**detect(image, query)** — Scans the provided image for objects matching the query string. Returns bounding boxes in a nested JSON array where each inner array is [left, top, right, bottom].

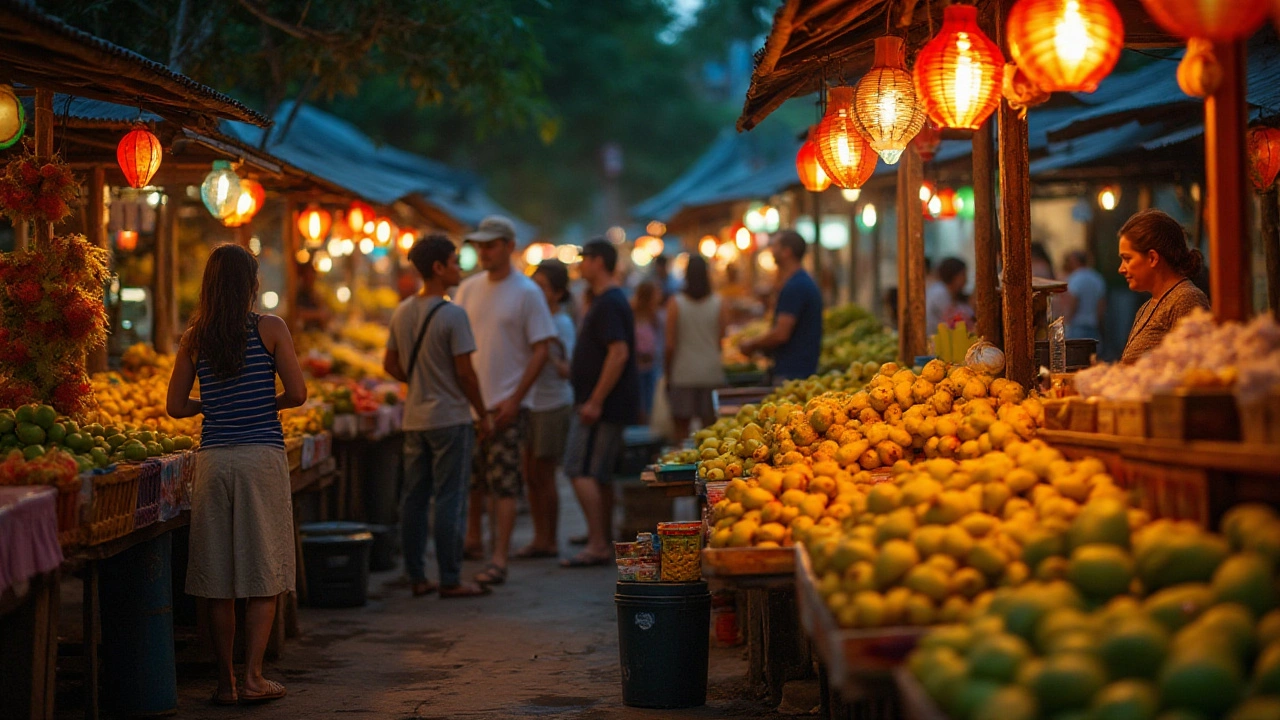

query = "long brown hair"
[[183, 244, 260, 378], [1119, 209, 1204, 279]]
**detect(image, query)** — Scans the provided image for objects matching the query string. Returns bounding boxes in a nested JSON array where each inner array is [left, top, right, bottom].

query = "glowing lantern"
[[0, 84, 23, 149], [1177, 38, 1222, 98], [1098, 185, 1119, 210], [796, 129, 832, 192], [200, 160, 243, 220], [1137, 0, 1268, 41], [297, 206, 332, 247], [814, 87, 878, 189], [347, 201, 373, 232], [374, 217, 395, 245], [842, 188, 862, 203], [735, 226, 752, 251], [919, 181, 936, 203], [859, 203, 878, 229], [854, 36, 926, 164], [698, 235, 718, 258], [398, 230, 417, 251], [116, 230, 138, 252], [912, 120, 943, 162], [914, 3, 1006, 130], [935, 188, 958, 218], [223, 178, 264, 227], [1008, 0, 1124, 93], [116, 124, 163, 188], [956, 186, 976, 218], [1247, 126, 1280, 193]]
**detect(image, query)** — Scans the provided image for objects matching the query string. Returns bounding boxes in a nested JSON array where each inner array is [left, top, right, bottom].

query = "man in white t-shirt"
[[454, 216, 556, 586]]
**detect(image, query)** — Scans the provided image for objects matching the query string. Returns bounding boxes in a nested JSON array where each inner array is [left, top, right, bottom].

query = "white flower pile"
[[1074, 309, 1280, 403]]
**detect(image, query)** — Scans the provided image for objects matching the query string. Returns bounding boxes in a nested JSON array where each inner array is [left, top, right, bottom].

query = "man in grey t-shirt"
[[384, 235, 491, 598]]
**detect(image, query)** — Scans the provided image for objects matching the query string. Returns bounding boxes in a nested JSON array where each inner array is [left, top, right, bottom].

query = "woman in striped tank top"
[[166, 244, 308, 706]]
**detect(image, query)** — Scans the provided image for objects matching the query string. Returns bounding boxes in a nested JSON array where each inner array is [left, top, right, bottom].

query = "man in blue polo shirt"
[[739, 229, 823, 382]]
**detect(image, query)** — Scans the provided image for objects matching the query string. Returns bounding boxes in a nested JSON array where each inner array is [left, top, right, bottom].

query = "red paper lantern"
[[914, 3, 1006, 130], [1247, 126, 1280, 193], [1008, 0, 1124, 93], [297, 205, 332, 246], [116, 230, 138, 252], [116, 125, 162, 188], [912, 119, 943, 162], [223, 178, 264, 227], [347, 201, 373, 232], [813, 87, 878, 190], [796, 128, 832, 192], [1137, 0, 1268, 41], [936, 188, 958, 218]]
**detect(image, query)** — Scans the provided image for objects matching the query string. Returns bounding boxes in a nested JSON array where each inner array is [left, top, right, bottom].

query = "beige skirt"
[[186, 444, 295, 599]]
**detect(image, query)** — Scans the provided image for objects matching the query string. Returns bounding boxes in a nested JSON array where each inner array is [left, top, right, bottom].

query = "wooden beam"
[[898, 146, 926, 362], [1262, 187, 1279, 315], [284, 199, 299, 329], [1204, 40, 1251, 321], [997, 0, 1035, 388], [87, 166, 108, 374], [972, 120, 1000, 344]]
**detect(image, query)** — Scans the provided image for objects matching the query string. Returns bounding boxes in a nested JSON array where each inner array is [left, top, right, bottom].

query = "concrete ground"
[[59, 478, 795, 719]]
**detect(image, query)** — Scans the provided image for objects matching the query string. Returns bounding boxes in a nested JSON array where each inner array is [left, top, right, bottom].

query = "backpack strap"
[[405, 300, 449, 389]]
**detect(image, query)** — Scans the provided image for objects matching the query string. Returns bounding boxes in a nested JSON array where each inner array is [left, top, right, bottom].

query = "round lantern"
[[297, 206, 332, 247], [200, 160, 243, 220], [116, 124, 163, 189], [398, 230, 417, 251], [1008, 0, 1124, 93], [223, 178, 264, 227], [854, 36, 926, 164], [0, 84, 23, 149], [935, 188, 959, 218], [1177, 38, 1222, 98], [1247, 126, 1280, 193], [1137, 0, 1268, 41], [912, 119, 943, 162], [956, 186, 976, 218], [347, 201, 373, 232], [814, 87, 878, 190], [374, 217, 395, 245], [914, 3, 1006, 130], [796, 129, 832, 192]]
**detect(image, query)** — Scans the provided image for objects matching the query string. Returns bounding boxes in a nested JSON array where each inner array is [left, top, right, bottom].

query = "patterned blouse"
[[1120, 280, 1210, 365]]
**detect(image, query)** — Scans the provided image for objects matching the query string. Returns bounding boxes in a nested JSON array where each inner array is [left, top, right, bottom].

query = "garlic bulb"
[[965, 340, 1005, 376]]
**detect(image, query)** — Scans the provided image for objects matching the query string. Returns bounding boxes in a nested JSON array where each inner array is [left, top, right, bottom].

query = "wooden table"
[[0, 571, 59, 720]]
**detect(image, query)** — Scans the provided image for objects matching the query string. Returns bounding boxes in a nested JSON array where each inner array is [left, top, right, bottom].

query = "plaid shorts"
[[471, 409, 528, 498]]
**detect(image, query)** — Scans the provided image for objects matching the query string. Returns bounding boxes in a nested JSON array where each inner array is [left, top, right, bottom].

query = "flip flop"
[[474, 563, 508, 585], [439, 582, 492, 598], [513, 545, 558, 559], [239, 680, 287, 704], [209, 689, 237, 707], [560, 553, 611, 568]]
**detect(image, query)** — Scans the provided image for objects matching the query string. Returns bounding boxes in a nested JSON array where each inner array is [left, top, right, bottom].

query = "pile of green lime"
[[0, 404, 195, 472]]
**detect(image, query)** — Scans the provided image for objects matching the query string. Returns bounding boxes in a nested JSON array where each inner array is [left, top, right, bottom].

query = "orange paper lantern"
[[1137, 0, 1268, 41], [347, 201, 373, 232], [914, 3, 1006, 130], [116, 125, 162, 188], [1008, 0, 1124, 93], [297, 205, 332, 246], [223, 178, 264, 227], [1247, 126, 1280, 193], [796, 129, 832, 192], [853, 36, 927, 164], [814, 87, 878, 190], [936, 188, 958, 218]]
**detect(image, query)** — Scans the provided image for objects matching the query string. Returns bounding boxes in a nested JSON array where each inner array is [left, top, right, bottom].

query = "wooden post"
[[153, 195, 176, 353], [898, 146, 926, 363], [972, 120, 1001, 343], [284, 199, 299, 327], [997, 1, 1035, 388], [87, 167, 109, 374], [849, 205, 861, 307], [1262, 187, 1279, 314], [1205, 40, 1251, 321], [33, 89, 54, 249]]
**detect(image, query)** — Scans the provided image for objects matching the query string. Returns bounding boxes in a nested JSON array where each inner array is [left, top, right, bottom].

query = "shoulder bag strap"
[[405, 300, 449, 389]]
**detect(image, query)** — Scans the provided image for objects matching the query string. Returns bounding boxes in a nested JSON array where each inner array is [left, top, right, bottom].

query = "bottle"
[[1049, 316, 1067, 374]]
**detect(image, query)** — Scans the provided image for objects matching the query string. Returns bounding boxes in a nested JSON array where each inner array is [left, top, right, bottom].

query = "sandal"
[[513, 545, 558, 559], [210, 689, 238, 707], [473, 563, 508, 585], [439, 581, 492, 598], [239, 679, 287, 704], [560, 552, 611, 568], [411, 581, 438, 597]]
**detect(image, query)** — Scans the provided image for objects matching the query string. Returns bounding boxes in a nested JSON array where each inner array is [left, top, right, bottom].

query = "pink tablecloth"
[[0, 486, 63, 596]]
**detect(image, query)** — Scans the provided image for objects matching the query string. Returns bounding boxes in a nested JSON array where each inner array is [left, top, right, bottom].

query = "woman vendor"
[[1117, 209, 1209, 364]]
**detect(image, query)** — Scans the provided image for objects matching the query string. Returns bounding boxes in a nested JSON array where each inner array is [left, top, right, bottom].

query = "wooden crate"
[[1067, 398, 1098, 433], [1096, 399, 1148, 438], [1240, 390, 1280, 446], [702, 546, 795, 578], [1149, 389, 1240, 442], [1126, 460, 1209, 527], [1042, 398, 1071, 431]]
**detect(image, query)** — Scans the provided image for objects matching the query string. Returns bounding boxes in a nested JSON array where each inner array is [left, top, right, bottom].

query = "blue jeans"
[[401, 424, 474, 586], [638, 368, 658, 418]]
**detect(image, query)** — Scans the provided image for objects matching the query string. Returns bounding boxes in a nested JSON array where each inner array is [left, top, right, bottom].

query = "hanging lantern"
[[1098, 185, 1120, 211], [796, 129, 832, 192], [914, 3, 1006, 130], [0, 84, 23, 149], [912, 119, 943, 162], [1003, 62, 1052, 117], [1137, 0, 1268, 41], [116, 124, 163, 189], [1177, 38, 1222, 98], [374, 217, 395, 245], [223, 178, 264, 227], [956, 186, 976, 219], [200, 160, 243, 220], [814, 87, 878, 189], [854, 36, 927, 164], [116, 230, 138, 252], [297, 206, 332, 247], [1008, 0, 1124, 93], [347, 201, 373, 232], [935, 188, 958, 218], [1247, 126, 1280, 193], [398, 230, 417, 251]]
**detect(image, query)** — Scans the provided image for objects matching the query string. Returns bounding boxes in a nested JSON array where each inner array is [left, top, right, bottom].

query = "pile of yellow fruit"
[[282, 405, 330, 438], [909, 503, 1280, 720], [90, 347, 201, 439]]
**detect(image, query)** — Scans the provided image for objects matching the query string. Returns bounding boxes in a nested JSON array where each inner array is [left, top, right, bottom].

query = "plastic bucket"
[[300, 522, 373, 608], [615, 581, 710, 708]]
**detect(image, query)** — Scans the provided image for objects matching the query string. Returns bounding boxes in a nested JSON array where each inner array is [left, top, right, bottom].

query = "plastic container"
[[657, 521, 703, 582], [366, 523, 397, 572], [615, 581, 710, 708], [300, 522, 374, 607], [100, 533, 178, 715]]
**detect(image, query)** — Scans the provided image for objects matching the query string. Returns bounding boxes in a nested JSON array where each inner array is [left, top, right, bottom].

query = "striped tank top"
[[196, 313, 284, 449]]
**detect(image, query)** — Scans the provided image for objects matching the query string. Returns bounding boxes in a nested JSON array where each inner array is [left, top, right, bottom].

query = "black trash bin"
[[300, 522, 373, 607], [615, 581, 710, 709]]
